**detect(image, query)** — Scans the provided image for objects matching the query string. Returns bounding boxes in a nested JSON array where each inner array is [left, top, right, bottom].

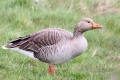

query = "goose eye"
[[87, 21, 90, 23]]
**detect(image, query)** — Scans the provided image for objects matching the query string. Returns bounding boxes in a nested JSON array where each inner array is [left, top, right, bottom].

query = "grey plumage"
[[3, 18, 102, 65], [5, 28, 73, 64]]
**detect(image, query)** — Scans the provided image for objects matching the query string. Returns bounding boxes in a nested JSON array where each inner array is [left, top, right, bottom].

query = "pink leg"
[[48, 65, 55, 75]]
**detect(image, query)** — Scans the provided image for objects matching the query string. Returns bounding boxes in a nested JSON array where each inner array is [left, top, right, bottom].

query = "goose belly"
[[47, 41, 74, 65], [49, 37, 88, 65]]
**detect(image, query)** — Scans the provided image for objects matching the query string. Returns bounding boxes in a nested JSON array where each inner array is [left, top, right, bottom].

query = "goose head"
[[74, 18, 102, 37]]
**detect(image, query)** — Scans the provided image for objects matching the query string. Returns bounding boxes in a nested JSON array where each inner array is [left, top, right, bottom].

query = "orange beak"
[[92, 22, 102, 29]]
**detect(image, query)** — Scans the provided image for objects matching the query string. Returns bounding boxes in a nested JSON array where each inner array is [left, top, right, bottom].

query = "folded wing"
[[5, 28, 73, 53]]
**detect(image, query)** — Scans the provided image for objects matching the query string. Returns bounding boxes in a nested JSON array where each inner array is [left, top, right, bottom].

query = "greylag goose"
[[2, 18, 102, 75]]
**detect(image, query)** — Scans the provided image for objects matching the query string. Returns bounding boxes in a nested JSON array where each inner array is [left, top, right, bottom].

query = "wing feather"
[[5, 28, 73, 53]]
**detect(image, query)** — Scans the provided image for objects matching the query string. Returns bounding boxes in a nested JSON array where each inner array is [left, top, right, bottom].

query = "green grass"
[[0, 0, 120, 80]]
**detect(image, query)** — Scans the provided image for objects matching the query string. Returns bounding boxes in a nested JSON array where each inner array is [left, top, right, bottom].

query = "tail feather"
[[2, 35, 30, 49], [10, 36, 30, 43], [2, 45, 8, 49]]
